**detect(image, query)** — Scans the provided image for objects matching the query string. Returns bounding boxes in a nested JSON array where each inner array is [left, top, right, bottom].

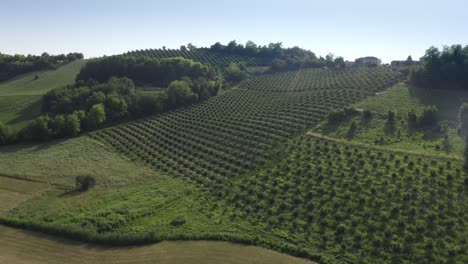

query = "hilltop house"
[[355, 56, 380, 66]]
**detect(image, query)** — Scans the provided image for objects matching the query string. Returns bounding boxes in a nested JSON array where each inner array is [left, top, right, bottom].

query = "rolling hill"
[[0, 55, 467, 263]]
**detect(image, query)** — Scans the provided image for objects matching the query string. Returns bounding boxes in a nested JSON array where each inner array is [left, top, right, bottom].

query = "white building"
[[355, 56, 380, 66]]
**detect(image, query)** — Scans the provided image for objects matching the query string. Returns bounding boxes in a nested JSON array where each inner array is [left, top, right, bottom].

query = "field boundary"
[[306, 131, 462, 161]]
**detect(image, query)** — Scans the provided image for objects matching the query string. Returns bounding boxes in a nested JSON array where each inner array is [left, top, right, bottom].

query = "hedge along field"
[[222, 134, 468, 263], [90, 67, 402, 191]]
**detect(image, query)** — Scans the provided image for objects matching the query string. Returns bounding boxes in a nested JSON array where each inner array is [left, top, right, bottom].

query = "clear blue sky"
[[1, 0, 467, 62]]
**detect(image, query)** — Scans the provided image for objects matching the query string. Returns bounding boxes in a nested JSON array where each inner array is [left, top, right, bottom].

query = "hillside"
[[0, 60, 86, 128], [0, 66, 414, 264]]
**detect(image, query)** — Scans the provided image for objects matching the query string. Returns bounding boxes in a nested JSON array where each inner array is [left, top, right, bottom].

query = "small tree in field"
[[464, 135, 468, 171], [458, 103, 468, 135], [75, 175, 96, 191]]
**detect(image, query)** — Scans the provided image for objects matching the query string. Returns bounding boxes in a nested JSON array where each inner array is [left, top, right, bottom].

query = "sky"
[[1, 0, 467, 63]]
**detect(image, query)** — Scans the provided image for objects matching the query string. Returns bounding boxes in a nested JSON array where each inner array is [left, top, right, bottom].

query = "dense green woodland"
[[0, 52, 83, 82], [410, 45, 468, 90]]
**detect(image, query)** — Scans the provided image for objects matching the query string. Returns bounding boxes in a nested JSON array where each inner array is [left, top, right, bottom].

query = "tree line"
[[409, 44, 468, 90], [0, 57, 221, 144], [0, 52, 83, 82], [207, 40, 345, 72], [76, 56, 216, 85]]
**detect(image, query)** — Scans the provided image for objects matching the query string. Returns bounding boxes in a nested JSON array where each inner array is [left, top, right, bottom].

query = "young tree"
[[167, 80, 198, 108], [75, 175, 96, 191], [0, 122, 14, 144], [458, 103, 468, 134], [464, 135, 468, 171], [62, 114, 81, 137]]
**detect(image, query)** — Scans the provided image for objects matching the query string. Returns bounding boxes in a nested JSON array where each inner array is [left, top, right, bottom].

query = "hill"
[[0, 60, 87, 128], [1, 66, 406, 263]]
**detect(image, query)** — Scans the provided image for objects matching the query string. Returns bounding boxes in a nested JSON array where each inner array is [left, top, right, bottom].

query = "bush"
[[361, 110, 372, 122], [327, 109, 346, 124], [0, 122, 15, 144], [458, 103, 468, 134], [347, 121, 357, 139], [407, 111, 418, 130], [75, 175, 96, 191], [419, 106, 438, 128], [170, 216, 187, 227]]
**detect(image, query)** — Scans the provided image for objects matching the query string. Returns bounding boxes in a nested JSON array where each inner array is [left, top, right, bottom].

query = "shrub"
[[327, 109, 346, 124], [458, 103, 468, 134], [347, 121, 357, 139], [361, 110, 372, 122], [170, 216, 187, 227], [0, 122, 15, 144], [75, 175, 96, 191], [407, 111, 418, 130], [419, 106, 438, 128]]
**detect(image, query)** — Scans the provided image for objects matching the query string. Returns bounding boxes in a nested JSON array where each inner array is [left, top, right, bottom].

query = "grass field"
[[0, 226, 314, 264], [0, 60, 87, 128]]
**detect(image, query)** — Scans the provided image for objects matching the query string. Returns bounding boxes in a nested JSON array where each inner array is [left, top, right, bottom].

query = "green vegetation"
[[0, 52, 83, 82], [0, 60, 87, 128], [222, 134, 467, 263], [318, 83, 466, 157], [0, 225, 314, 264], [1, 43, 468, 264], [409, 44, 468, 90]]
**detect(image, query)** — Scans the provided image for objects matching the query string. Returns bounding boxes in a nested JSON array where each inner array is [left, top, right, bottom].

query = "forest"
[[409, 44, 468, 90]]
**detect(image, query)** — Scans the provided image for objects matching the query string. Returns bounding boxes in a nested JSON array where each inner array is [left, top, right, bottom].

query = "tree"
[[87, 104, 106, 128], [224, 63, 248, 83], [62, 114, 81, 137], [167, 80, 198, 108], [75, 175, 96, 191], [407, 111, 418, 130], [418, 106, 438, 128], [22, 116, 53, 141], [464, 135, 468, 171], [458, 103, 468, 134], [406, 55, 413, 66], [0, 122, 14, 144]]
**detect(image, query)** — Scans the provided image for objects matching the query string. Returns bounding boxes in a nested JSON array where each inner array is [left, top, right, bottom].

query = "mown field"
[[0, 60, 86, 128], [0, 225, 313, 264], [1, 65, 467, 263]]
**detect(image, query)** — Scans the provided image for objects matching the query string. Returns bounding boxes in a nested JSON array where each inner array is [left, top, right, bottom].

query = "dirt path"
[[306, 131, 462, 161]]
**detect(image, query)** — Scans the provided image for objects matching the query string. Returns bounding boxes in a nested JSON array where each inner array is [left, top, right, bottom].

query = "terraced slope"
[[240, 67, 401, 93], [90, 67, 401, 190], [125, 49, 265, 67]]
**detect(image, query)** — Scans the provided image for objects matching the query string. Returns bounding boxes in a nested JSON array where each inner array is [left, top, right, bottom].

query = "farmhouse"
[[355, 56, 380, 66]]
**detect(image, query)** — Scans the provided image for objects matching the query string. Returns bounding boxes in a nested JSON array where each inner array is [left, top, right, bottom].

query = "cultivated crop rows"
[[125, 49, 264, 68], [227, 134, 468, 263], [240, 66, 402, 93], [90, 68, 399, 189]]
